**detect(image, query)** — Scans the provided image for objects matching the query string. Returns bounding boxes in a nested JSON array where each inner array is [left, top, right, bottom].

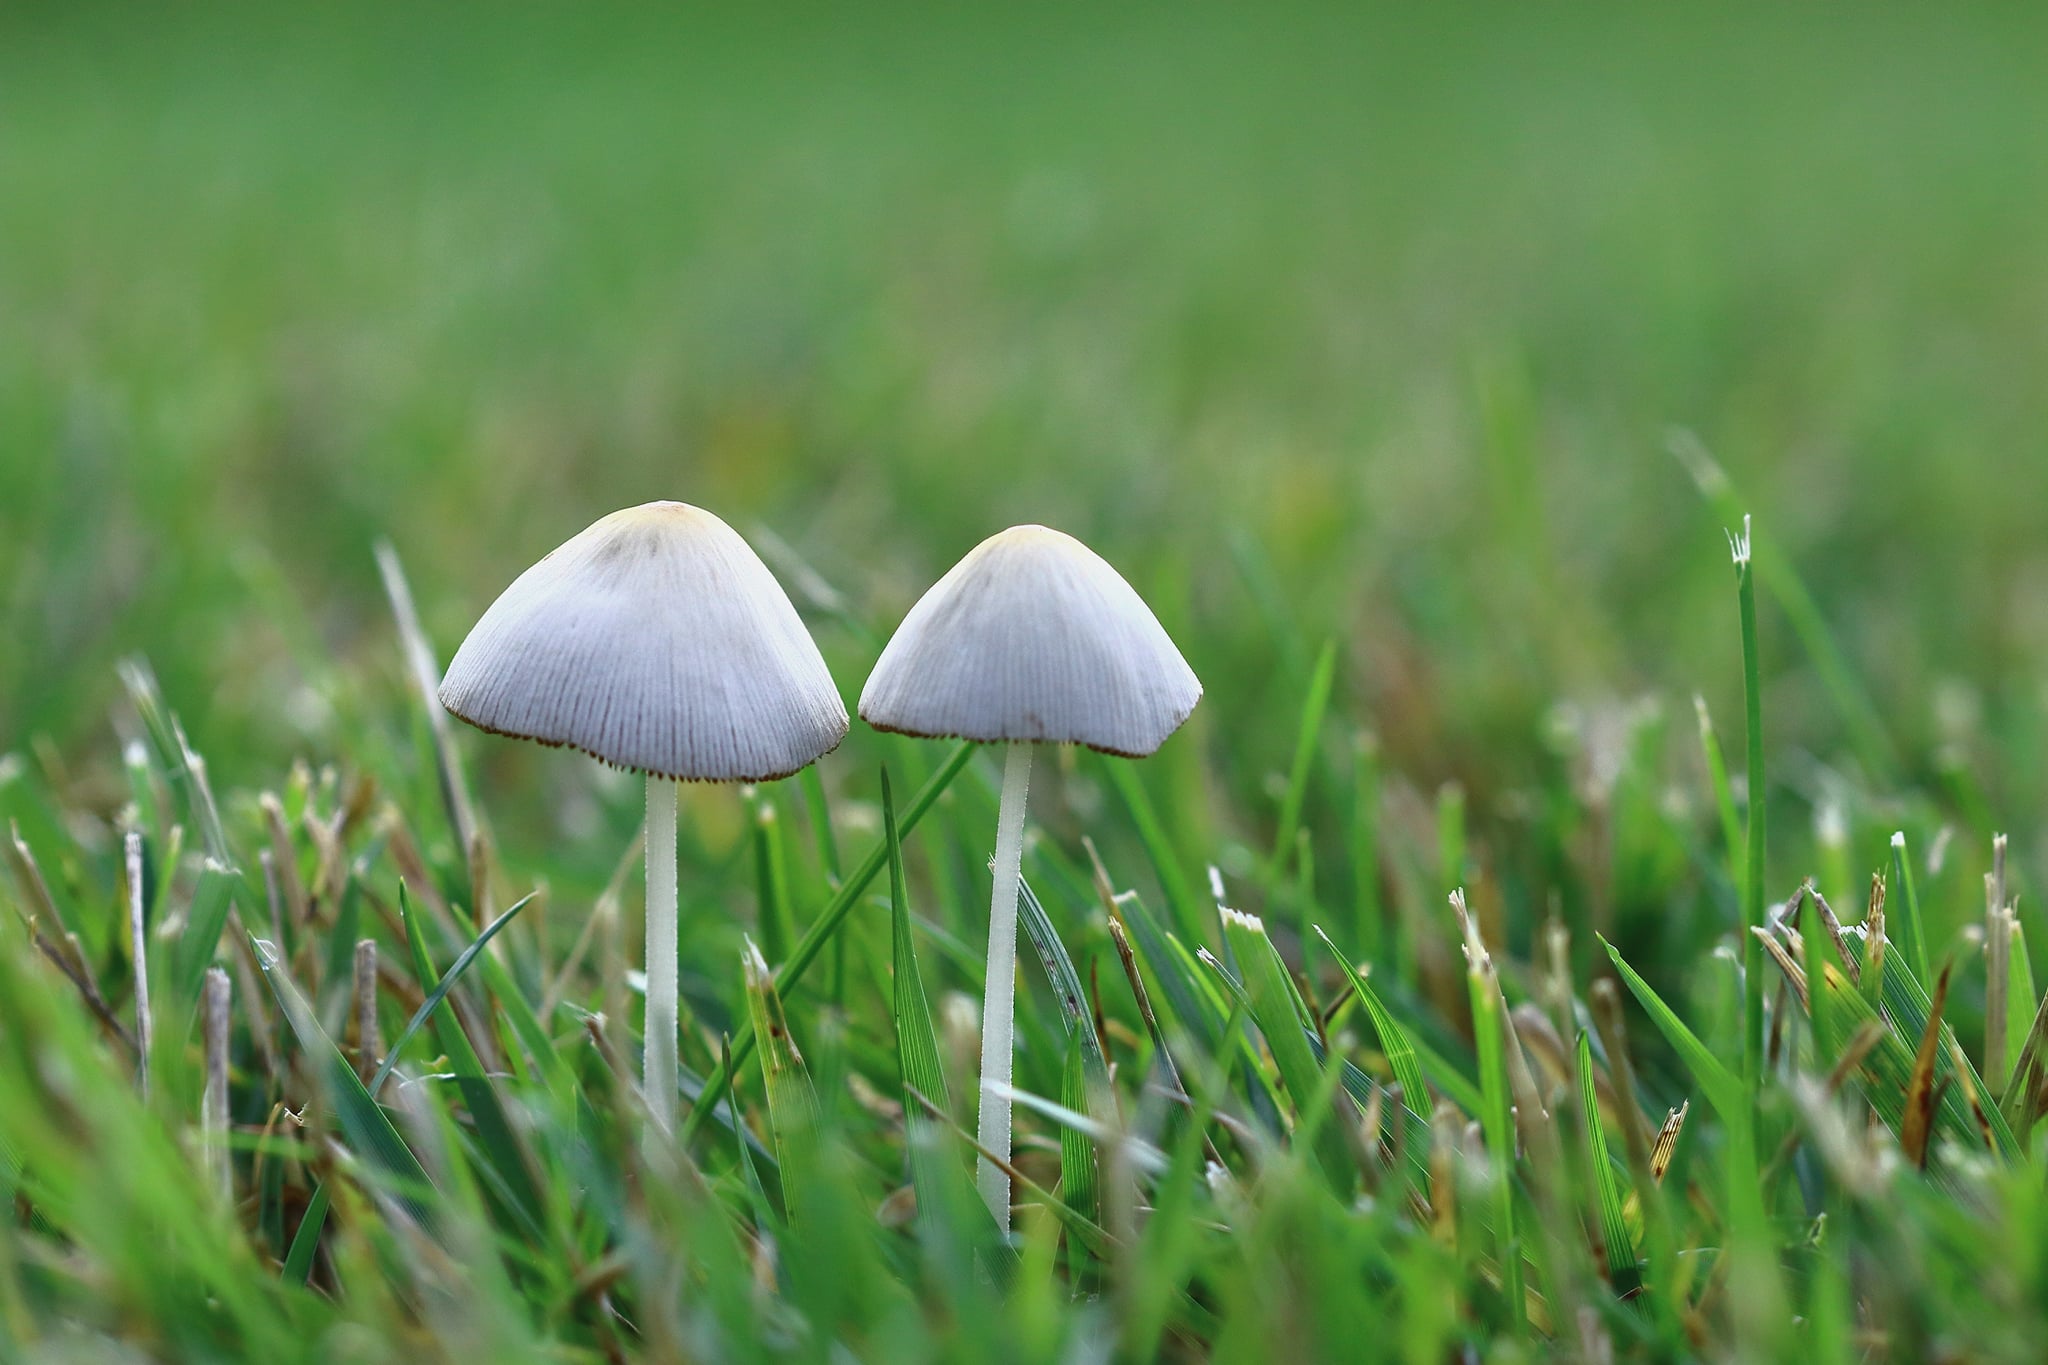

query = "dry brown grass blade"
[[1649, 1102, 1688, 1183], [1825, 1020, 1891, 1094], [1428, 1100, 1460, 1248], [260, 793, 309, 929], [1809, 883, 1860, 987], [1509, 1002, 1571, 1096], [1751, 925, 1809, 1013], [1944, 1036, 1998, 1155], [1899, 961, 1954, 1170], [8, 824, 138, 1052]]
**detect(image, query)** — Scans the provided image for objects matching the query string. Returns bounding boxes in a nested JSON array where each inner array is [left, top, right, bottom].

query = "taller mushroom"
[[860, 524, 1200, 1227], [439, 501, 848, 1133]]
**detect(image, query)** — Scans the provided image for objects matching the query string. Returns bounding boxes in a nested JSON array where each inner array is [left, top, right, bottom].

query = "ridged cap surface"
[[439, 502, 848, 781], [859, 525, 1200, 756]]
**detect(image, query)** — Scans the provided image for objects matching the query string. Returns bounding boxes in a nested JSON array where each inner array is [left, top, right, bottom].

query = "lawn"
[[6, 5, 2048, 1360]]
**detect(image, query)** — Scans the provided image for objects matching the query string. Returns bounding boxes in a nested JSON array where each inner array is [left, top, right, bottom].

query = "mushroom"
[[439, 501, 848, 1133], [859, 524, 1200, 1226]]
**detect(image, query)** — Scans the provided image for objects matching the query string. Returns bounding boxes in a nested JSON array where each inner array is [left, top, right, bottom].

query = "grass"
[[9, 3, 2048, 1360]]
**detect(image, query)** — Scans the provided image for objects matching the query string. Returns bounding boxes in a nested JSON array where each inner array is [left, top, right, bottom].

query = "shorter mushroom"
[[440, 501, 848, 1133], [860, 524, 1200, 1226]]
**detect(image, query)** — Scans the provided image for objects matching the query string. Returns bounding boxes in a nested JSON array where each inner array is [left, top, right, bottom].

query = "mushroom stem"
[[645, 774, 680, 1134], [976, 740, 1034, 1229]]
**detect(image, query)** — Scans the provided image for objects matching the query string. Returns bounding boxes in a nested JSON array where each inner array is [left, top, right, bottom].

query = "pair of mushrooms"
[[438, 502, 1199, 1225]]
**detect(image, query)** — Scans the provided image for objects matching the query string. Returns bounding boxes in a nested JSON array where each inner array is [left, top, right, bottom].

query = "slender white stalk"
[[354, 939, 381, 1076], [645, 775, 680, 1134], [203, 966, 232, 1203], [126, 830, 152, 1100], [976, 740, 1034, 1228]]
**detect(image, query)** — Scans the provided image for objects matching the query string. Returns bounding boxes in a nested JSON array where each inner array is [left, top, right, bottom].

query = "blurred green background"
[[6, 3, 2048, 877]]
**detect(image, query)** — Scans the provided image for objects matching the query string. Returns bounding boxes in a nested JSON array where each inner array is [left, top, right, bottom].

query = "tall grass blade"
[[1597, 935, 1740, 1112], [1219, 906, 1353, 1193], [679, 741, 974, 1146], [1269, 639, 1336, 881], [1671, 431, 1899, 782], [743, 937, 822, 1224], [1454, 892, 1524, 1334], [1058, 1030, 1101, 1226], [1577, 1031, 1639, 1297], [1102, 758, 1206, 944], [1017, 874, 1110, 1084]]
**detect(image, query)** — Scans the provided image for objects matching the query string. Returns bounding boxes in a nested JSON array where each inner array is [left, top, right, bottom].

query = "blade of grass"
[[375, 539, 479, 867], [281, 884, 539, 1282], [1888, 832, 1930, 990], [1268, 639, 1336, 883], [252, 934, 436, 1232], [1454, 892, 1524, 1335], [1219, 907, 1353, 1194], [1694, 695, 1744, 895], [171, 859, 238, 1031], [1058, 1030, 1101, 1227], [1017, 875, 1110, 1085], [1349, 731, 1384, 964], [1314, 925, 1428, 1111], [679, 742, 974, 1147], [883, 769, 977, 1251], [1671, 432, 1898, 783], [1729, 516, 1766, 1096], [393, 898, 544, 1234], [1101, 758, 1207, 945], [1597, 936, 1740, 1113], [743, 937, 822, 1224], [1578, 1031, 1640, 1297]]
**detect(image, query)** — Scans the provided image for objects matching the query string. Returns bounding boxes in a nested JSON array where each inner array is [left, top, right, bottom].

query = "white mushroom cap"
[[439, 502, 849, 782], [859, 525, 1201, 757]]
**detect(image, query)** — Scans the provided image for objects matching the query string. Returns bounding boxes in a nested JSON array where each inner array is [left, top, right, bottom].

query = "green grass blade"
[[1269, 639, 1336, 879], [882, 767, 979, 1252], [1732, 520, 1766, 1095], [1694, 695, 1744, 894], [1597, 935, 1740, 1113], [678, 741, 974, 1147], [1457, 899, 1523, 1334], [281, 883, 539, 1280], [2006, 920, 2037, 1094], [252, 934, 436, 1230], [1315, 925, 1428, 1111], [1578, 1031, 1640, 1297], [171, 859, 238, 1028], [1017, 875, 1110, 1085], [885, 771, 949, 1115], [1348, 731, 1383, 963], [394, 907, 544, 1234], [754, 798, 795, 969], [798, 764, 841, 886], [372, 887, 540, 1099], [1865, 937, 2018, 1157], [1058, 1029, 1100, 1226], [1102, 758, 1207, 944], [1672, 433, 1899, 783], [743, 937, 822, 1224], [1114, 890, 1222, 1054], [1889, 833, 1930, 989], [1219, 907, 1352, 1193]]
